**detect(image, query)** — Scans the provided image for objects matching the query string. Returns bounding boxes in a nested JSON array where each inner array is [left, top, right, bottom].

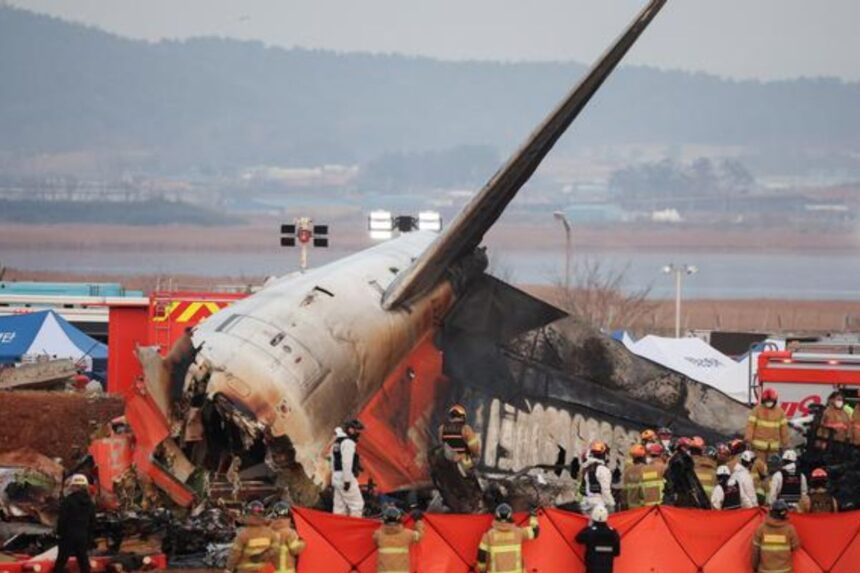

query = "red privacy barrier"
[[291, 506, 860, 572]]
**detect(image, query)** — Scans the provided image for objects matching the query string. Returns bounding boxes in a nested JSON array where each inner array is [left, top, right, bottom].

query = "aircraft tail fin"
[[382, 0, 668, 309]]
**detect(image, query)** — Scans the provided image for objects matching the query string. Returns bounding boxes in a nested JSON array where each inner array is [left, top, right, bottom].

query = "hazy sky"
[[10, 0, 860, 81]]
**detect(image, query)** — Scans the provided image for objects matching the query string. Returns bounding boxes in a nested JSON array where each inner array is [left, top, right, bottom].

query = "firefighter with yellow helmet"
[[226, 501, 280, 573], [438, 404, 481, 476]]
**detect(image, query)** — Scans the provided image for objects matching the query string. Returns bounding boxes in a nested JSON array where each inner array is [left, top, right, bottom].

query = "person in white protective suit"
[[330, 419, 365, 516]]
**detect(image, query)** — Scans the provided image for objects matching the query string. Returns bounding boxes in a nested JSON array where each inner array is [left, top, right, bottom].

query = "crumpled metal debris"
[[0, 449, 64, 525]]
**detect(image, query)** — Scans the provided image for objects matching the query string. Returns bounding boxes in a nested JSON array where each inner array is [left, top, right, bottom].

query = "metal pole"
[[675, 269, 682, 338]]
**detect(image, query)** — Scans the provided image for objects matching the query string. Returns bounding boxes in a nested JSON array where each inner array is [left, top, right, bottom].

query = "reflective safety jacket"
[[226, 523, 280, 573], [640, 462, 665, 506], [745, 404, 789, 454], [270, 518, 305, 573], [438, 422, 481, 468], [373, 521, 424, 573], [818, 405, 851, 445], [692, 456, 718, 498], [798, 488, 838, 514], [752, 516, 800, 573], [476, 517, 539, 573], [621, 462, 644, 509], [850, 406, 860, 446]]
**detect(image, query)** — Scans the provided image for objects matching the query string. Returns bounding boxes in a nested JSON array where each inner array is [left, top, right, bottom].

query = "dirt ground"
[[0, 391, 124, 465]]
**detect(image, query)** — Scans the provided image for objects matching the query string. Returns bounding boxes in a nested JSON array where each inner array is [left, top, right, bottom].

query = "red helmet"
[[676, 437, 693, 450], [630, 444, 647, 459], [761, 387, 778, 403], [811, 468, 828, 480], [729, 439, 746, 456], [646, 442, 665, 456], [691, 436, 706, 450]]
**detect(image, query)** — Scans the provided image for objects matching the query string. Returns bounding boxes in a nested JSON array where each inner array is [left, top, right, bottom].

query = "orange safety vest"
[[746, 404, 788, 453]]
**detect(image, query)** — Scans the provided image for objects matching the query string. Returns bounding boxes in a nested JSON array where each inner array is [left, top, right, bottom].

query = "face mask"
[[834, 400, 845, 409], [764, 400, 776, 408]]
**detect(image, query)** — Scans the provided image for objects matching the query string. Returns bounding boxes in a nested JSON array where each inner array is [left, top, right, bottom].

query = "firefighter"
[[691, 437, 717, 500], [656, 427, 673, 454], [476, 503, 539, 573], [850, 402, 860, 446], [798, 468, 838, 514], [373, 506, 424, 573], [622, 445, 647, 510], [730, 450, 758, 509], [575, 505, 621, 573], [751, 454, 770, 506], [330, 419, 365, 517], [745, 388, 789, 462], [641, 444, 666, 507], [711, 465, 741, 510], [438, 404, 481, 477], [767, 450, 807, 509], [640, 429, 658, 447], [581, 441, 615, 515], [752, 500, 800, 573], [226, 500, 280, 573], [816, 391, 851, 448], [54, 474, 96, 573], [727, 439, 746, 470], [268, 502, 305, 573]]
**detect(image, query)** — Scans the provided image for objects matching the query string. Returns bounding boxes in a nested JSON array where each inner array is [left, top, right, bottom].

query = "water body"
[[2, 246, 859, 300]]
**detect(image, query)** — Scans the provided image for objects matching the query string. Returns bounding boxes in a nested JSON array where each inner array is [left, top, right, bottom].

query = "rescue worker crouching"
[[331, 419, 365, 517], [439, 404, 481, 477], [752, 500, 800, 573], [575, 505, 620, 573], [476, 503, 539, 573], [816, 391, 851, 449], [798, 468, 838, 514], [581, 441, 615, 515], [226, 501, 280, 573], [55, 474, 96, 573], [373, 506, 424, 573], [746, 388, 789, 462], [767, 450, 807, 509], [268, 502, 305, 573]]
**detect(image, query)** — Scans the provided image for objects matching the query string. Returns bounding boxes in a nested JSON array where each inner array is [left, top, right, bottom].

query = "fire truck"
[[757, 344, 860, 419]]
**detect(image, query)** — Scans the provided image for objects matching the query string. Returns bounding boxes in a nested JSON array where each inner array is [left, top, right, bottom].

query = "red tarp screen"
[[291, 506, 860, 572]]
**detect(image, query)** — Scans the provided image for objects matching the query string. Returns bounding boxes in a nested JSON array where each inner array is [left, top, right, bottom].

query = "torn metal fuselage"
[[153, 232, 461, 503]]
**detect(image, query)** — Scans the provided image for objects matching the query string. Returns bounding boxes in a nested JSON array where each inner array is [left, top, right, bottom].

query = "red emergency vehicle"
[[757, 345, 860, 418]]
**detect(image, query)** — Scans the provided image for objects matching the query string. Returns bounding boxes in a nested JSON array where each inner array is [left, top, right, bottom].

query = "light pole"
[[662, 264, 698, 338], [553, 211, 572, 290]]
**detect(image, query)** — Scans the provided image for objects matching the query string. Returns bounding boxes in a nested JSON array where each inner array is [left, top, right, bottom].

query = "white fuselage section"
[[190, 231, 455, 481]]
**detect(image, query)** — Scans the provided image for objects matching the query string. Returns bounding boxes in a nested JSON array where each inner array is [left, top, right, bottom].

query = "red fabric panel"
[[791, 511, 860, 571], [793, 548, 825, 573], [660, 506, 761, 567], [608, 506, 653, 538], [702, 512, 763, 573], [293, 507, 379, 572], [524, 509, 585, 572], [421, 513, 495, 573], [830, 525, 860, 573], [613, 509, 697, 573]]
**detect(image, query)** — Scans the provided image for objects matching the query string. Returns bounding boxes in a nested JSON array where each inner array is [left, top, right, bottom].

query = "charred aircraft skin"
[[179, 233, 456, 484]]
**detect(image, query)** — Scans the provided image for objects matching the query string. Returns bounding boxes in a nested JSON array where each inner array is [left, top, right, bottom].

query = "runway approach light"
[[368, 210, 443, 240]]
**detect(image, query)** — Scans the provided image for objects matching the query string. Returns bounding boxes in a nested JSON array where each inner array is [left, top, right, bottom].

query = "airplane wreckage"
[[133, 0, 750, 512]]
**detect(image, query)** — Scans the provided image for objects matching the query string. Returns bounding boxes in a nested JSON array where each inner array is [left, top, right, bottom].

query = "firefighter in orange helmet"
[[439, 404, 481, 476], [622, 444, 647, 510], [798, 468, 838, 514], [640, 429, 658, 447], [581, 441, 615, 515], [746, 388, 789, 462]]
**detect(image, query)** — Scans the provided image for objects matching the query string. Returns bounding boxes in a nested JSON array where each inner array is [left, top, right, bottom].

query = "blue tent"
[[0, 310, 107, 379]]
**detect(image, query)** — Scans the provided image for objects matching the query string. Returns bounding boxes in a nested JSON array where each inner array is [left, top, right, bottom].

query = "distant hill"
[[2, 5, 860, 175]]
